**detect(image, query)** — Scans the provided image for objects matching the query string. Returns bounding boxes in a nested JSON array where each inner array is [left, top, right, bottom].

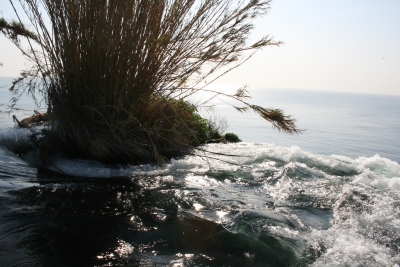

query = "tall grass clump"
[[1, 0, 300, 164]]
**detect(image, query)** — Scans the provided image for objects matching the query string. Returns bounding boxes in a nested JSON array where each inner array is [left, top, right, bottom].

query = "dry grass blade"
[[0, 17, 38, 42], [249, 105, 301, 134]]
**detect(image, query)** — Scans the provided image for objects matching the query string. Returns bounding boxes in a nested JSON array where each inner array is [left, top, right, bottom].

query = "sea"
[[0, 76, 400, 266]]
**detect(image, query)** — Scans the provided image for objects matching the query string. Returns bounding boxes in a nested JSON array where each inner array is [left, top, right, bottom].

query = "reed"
[[2, 0, 300, 164]]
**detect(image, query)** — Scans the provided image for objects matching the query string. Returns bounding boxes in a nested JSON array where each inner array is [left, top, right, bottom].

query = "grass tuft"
[[3, 0, 300, 164]]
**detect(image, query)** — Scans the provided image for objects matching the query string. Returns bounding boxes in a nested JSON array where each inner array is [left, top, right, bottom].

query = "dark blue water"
[[1, 77, 400, 266]]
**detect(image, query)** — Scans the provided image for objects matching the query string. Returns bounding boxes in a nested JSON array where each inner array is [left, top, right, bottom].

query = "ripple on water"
[[0, 134, 399, 266]]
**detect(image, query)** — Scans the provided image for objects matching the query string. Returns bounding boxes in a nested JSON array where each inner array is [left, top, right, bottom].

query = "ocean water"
[[0, 77, 400, 266]]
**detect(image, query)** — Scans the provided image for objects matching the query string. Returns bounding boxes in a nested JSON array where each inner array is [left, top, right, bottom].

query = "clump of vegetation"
[[1, 0, 300, 164], [224, 133, 242, 143]]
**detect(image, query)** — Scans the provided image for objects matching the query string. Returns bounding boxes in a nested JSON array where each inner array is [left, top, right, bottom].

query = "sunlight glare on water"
[[2, 142, 394, 266]]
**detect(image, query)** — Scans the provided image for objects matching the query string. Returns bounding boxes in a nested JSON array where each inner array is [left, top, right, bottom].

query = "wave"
[[1, 128, 400, 266]]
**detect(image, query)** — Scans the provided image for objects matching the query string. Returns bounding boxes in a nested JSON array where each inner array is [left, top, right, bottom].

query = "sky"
[[1, 0, 399, 95]]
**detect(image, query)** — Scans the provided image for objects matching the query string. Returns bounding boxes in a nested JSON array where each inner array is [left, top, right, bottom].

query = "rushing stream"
[[1, 80, 400, 266]]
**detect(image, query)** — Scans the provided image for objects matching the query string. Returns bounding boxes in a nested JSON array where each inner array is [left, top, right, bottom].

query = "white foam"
[[310, 229, 400, 267], [350, 155, 400, 194], [356, 154, 400, 178]]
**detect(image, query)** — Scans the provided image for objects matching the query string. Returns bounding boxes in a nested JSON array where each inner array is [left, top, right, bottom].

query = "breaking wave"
[[1, 128, 399, 266]]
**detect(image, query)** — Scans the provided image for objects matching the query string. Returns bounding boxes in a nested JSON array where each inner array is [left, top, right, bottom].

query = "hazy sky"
[[1, 0, 399, 95], [216, 0, 400, 96]]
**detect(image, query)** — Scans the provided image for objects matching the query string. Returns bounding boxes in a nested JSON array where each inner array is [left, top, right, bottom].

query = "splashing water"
[[1, 132, 399, 266]]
